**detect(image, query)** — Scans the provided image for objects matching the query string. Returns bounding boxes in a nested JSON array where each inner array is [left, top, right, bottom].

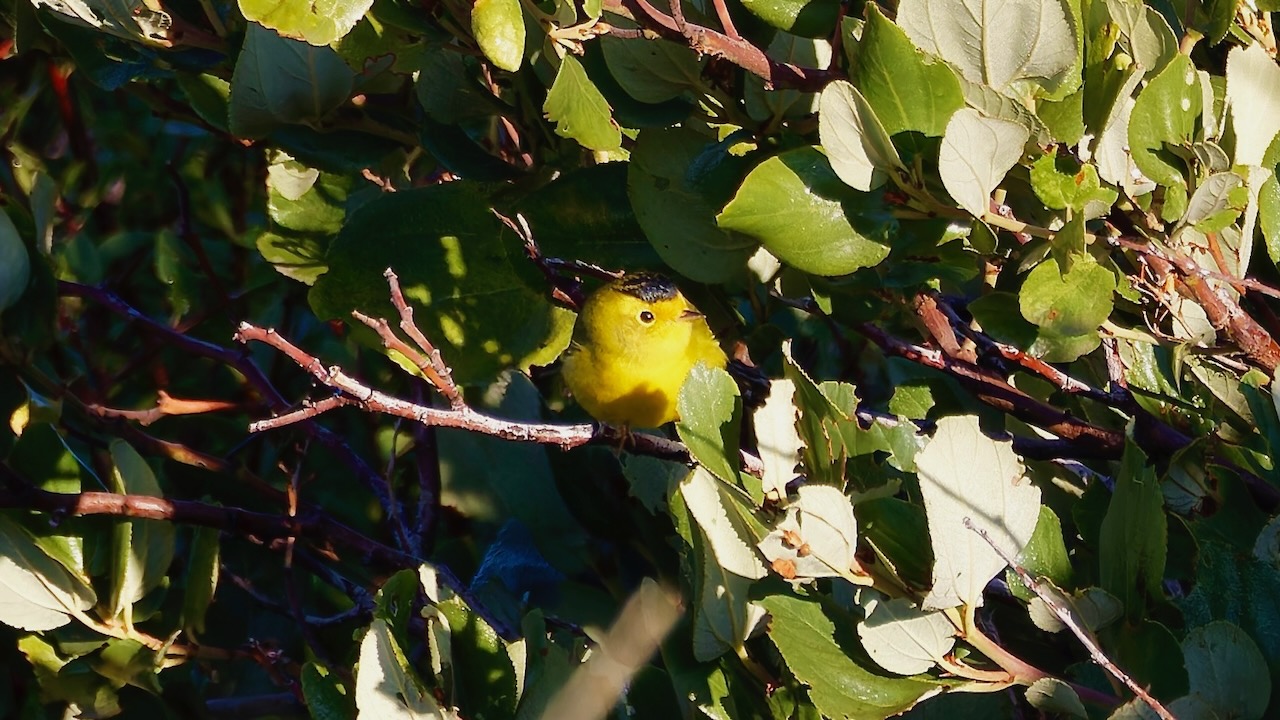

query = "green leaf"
[[679, 467, 766, 580], [692, 527, 767, 661], [939, 108, 1029, 217], [1007, 506, 1074, 601], [302, 662, 354, 720], [267, 160, 349, 234], [239, 0, 372, 45], [757, 485, 858, 581], [1181, 621, 1271, 719], [437, 596, 519, 717], [1029, 154, 1117, 213], [760, 593, 935, 719], [106, 440, 175, 622], [471, 0, 524, 72], [229, 23, 355, 139], [782, 344, 851, 485], [856, 596, 955, 675], [0, 514, 96, 631], [257, 231, 330, 284], [600, 32, 703, 104], [1226, 43, 1280, 167], [1180, 540, 1280, 684], [355, 618, 442, 717], [628, 127, 758, 282], [175, 73, 232, 132], [544, 55, 621, 151], [514, 163, 660, 270], [1099, 441, 1167, 620], [738, 0, 839, 37], [745, 33, 830, 121], [1019, 256, 1116, 336], [857, 498, 934, 589], [1128, 55, 1201, 206], [1026, 678, 1087, 718], [181, 526, 219, 637], [717, 146, 895, 276], [676, 364, 742, 485], [850, 4, 964, 137], [309, 183, 575, 385], [0, 209, 31, 311], [898, 0, 1077, 95], [818, 80, 903, 191], [916, 415, 1040, 610]]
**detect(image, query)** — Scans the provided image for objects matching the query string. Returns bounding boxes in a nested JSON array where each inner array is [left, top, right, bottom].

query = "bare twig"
[[57, 281, 414, 552], [964, 518, 1177, 720], [236, 322, 765, 476]]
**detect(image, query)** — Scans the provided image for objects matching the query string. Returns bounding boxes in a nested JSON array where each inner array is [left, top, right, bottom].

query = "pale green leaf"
[[676, 364, 742, 485], [1181, 621, 1271, 720], [818, 80, 903, 191], [1128, 55, 1201, 206], [356, 619, 443, 719], [761, 593, 936, 719], [917, 415, 1040, 609], [1026, 678, 1087, 718], [939, 108, 1030, 218], [752, 379, 802, 501], [107, 440, 175, 617], [0, 515, 96, 631], [758, 485, 857, 580], [898, 0, 1076, 94], [680, 467, 767, 580], [1227, 43, 1280, 167], [240, 0, 372, 45], [1019, 256, 1116, 336], [856, 596, 955, 675]]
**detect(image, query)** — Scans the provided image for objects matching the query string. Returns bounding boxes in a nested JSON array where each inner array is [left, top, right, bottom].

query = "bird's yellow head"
[[562, 272, 726, 427], [575, 273, 704, 355]]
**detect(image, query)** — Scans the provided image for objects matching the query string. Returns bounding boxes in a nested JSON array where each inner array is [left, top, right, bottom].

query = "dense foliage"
[[3, 0, 1280, 715]]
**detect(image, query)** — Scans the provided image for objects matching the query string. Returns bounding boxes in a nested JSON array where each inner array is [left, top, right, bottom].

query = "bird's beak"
[[680, 308, 704, 320]]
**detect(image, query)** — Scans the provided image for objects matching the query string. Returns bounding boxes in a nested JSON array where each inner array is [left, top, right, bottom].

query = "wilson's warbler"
[[562, 273, 727, 428]]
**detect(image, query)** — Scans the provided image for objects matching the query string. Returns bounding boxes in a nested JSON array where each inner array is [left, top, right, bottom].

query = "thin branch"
[[234, 322, 766, 476], [607, 0, 839, 91], [964, 518, 1176, 720], [84, 390, 239, 426], [57, 281, 414, 552]]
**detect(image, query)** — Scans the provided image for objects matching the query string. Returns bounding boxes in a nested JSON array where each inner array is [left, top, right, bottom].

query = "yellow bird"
[[561, 273, 728, 428]]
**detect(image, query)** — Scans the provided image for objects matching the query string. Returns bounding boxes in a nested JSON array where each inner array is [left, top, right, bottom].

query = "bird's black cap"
[[614, 272, 678, 303]]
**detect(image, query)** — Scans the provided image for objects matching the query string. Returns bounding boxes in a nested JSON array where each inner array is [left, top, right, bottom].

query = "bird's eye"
[[638, 310, 655, 324]]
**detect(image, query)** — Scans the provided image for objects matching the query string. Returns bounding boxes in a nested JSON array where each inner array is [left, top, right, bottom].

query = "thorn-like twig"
[[963, 517, 1177, 720]]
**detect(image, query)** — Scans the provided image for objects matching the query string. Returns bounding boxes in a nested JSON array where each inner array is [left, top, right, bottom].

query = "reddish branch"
[[605, 0, 840, 91], [1110, 237, 1280, 371]]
